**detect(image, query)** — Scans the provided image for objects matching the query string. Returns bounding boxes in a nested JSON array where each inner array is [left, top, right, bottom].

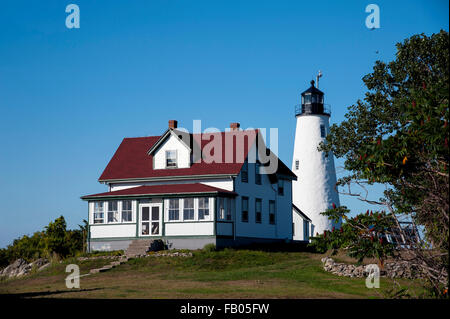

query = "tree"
[[0, 215, 88, 268], [44, 215, 69, 257], [318, 30, 449, 296], [310, 207, 396, 269]]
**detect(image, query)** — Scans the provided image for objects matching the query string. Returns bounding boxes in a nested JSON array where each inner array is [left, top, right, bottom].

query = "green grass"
[[0, 249, 425, 299]]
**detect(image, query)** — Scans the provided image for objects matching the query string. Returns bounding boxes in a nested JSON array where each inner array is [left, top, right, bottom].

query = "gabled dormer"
[[148, 120, 192, 169]]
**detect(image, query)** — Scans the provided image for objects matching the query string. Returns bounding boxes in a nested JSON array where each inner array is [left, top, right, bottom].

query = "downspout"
[[270, 179, 278, 239], [232, 176, 236, 241], [87, 203, 91, 253]]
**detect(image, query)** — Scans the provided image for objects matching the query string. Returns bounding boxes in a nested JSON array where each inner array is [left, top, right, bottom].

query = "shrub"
[[202, 243, 216, 252]]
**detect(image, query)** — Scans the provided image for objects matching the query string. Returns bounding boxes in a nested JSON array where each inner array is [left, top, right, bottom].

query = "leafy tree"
[[44, 215, 69, 257], [318, 30, 449, 295], [310, 206, 396, 269], [0, 215, 87, 268]]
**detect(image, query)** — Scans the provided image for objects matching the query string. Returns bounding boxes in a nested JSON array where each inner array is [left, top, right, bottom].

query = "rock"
[[0, 258, 52, 278], [38, 263, 50, 272], [30, 258, 48, 269], [320, 257, 427, 279], [0, 259, 30, 278]]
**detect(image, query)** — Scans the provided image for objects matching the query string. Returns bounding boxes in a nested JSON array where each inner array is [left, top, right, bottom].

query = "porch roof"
[[81, 183, 237, 200]]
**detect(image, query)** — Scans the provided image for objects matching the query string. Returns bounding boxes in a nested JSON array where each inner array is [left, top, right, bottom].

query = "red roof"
[[81, 183, 237, 199], [98, 129, 296, 182]]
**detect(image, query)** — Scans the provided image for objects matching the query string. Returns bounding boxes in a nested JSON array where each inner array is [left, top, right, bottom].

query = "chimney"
[[168, 120, 178, 129], [230, 122, 240, 131]]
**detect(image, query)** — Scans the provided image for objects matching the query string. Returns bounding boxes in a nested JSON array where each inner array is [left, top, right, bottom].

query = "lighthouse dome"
[[296, 80, 330, 116]]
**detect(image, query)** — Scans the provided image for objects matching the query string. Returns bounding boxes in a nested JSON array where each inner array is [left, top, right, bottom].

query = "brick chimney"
[[230, 122, 240, 131], [168, 120, 178, 129]]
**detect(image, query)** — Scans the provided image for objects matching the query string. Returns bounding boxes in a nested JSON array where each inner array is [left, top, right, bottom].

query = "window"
[[241, 161, 248, 183], [93, 202, 104, 224], [168, 198, 179, 221], [255, 198, 262, 223], [269, 200, 276, 225], [183, 198, 194, 220], [304, 94, 311, 104], [122, 200, 132, 222], [166, 150, 177, 168], [241, 197, 249, 222], [226, 198, 232, 221], [255, 162, 261, 185], [141, 207, 150, 235], [198, 197, 209, 220], [151, 206, 160, 235], [303, 220, 309, 240], [320, 125, 326, 138], [278, 179, 284, 196], [218, 198, 225, 220], [107, 201, 119, 223], [295, 160, 299, 170]]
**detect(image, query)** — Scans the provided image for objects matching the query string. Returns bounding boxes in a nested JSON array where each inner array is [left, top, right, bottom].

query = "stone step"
[[130, 241, 153, 245]]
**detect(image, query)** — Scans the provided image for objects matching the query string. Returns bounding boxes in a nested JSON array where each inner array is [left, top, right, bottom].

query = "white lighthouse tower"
[[292, 79, 341, 238]]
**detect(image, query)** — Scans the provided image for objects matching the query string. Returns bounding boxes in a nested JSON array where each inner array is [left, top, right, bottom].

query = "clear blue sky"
[[0, 0, 448, 248]]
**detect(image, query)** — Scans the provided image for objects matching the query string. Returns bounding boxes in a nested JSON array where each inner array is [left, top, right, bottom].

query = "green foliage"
[[44, 216, 68, 257], [0, 215, 86, 268], [310, 206, 396, 267], [317, 30, 449, 296], [0, 231, 46, 267], [202, 243, 217, 253]]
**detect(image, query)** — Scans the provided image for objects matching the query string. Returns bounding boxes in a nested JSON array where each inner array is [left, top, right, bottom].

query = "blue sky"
[[0, 0, 448, 248]]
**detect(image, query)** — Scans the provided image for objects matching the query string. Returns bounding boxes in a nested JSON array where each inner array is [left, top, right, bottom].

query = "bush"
[[1, 215, 87, 266], [149, 239, 166, 252], [202, 243, 216, 252]]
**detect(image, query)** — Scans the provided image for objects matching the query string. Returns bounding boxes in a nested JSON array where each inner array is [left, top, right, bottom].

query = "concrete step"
[[87, 256, 130, 275], [125, 239, 154, 258]]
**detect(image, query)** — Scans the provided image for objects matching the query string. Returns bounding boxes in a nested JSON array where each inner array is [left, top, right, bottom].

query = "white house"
[[81, 121, 306, 251]]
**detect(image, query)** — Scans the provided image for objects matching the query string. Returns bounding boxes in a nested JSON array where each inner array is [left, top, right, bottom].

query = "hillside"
[[0, 249, 423, 299]]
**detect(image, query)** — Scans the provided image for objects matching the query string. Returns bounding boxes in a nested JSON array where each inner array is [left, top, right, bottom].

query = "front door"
[[139, 204, 162, 236]]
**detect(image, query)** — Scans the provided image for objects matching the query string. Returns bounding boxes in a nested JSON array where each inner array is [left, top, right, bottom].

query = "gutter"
[[98, 173, 238, 184], [81, 191, 238, 201]]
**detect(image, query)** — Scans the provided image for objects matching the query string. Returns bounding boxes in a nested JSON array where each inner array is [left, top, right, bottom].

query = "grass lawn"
[[0, 249, 424, 299]]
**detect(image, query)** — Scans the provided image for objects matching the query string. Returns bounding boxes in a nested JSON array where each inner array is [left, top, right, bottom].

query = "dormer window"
[[166, 150, 177, 168]]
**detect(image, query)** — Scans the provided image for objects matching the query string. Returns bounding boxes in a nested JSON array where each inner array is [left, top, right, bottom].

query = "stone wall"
[[321, 257, 423, 279]]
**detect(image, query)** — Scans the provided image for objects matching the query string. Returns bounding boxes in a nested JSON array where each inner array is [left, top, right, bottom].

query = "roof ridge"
[[122, 128, 260, 140]]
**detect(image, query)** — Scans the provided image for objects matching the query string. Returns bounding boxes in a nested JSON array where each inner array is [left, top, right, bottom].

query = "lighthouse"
[[292, 80, 341, 238]]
